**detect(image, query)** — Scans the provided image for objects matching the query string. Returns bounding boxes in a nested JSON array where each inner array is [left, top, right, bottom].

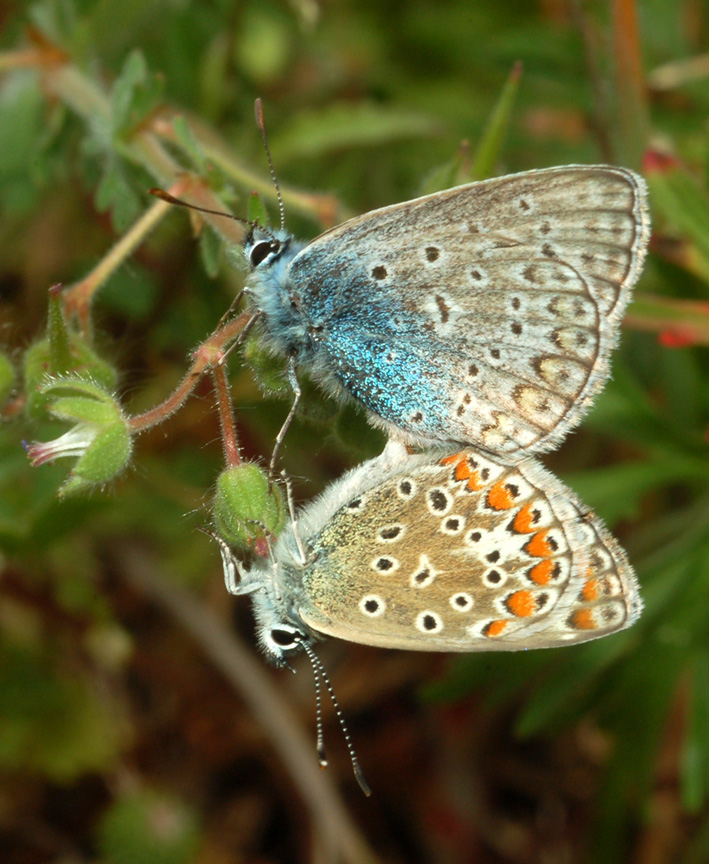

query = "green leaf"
[[247, 190, 270, 227], [417, 141, 472, 196], [470, 60, 523, 181], [111, 50, 163, 138], [0, 646, 124, 780], [0, 351, 15, 409], [198, 227, 222, 279], [682, 652, 709, 811], [0, 71, 48, 215], [96, 789, 202, 864], [645, 153, 709, 272], [95, 158, 142, 232], [171, 114, 208, 173], [271, 103, 442, 163]]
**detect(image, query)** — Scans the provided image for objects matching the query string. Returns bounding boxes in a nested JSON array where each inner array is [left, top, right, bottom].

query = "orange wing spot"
[[581, 578, 600, 602], [528, 559, 554, 585], [484, 619, 508, 638], [525, 530, 554, 558], [441, 452, 464, 466], [570, 609, 597, 630], [506, 590, 536, 618], [440, 452, 485, 489], [512, 502, 536, 533], [487, 480, 515, 510], [455, 460, 472, 482], [467, 471, 485, 490]]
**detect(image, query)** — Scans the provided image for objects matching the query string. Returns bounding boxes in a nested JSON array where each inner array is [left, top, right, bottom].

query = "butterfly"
[[244, 164, 650, 458], [219, 441, 641, 666]]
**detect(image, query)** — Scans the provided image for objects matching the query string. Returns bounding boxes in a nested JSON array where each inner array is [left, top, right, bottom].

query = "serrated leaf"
[[112, 50, 148, 134], [111, 50, 163, 138]]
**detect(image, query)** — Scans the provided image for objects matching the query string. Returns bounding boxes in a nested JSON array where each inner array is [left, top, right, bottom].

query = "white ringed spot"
[[376, 523, 406, 543], [370, 555, 400, 574], [359, 595, 386, 617], [426, 486, 453, 516], [450, 593, 474, 612], [416, 610, 443, 634], [397, 478, 417, 499], [440, 514, 465, 535]]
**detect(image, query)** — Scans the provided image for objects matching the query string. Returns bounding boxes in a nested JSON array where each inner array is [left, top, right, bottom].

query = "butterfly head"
[[220, 540, 313, 667], [258, 621, 311, 666], [244, 225, 293, 272], [246, 574, 314, 667]]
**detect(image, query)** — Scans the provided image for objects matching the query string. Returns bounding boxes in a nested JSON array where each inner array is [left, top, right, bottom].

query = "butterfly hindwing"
[[295, 449, 641, 651]]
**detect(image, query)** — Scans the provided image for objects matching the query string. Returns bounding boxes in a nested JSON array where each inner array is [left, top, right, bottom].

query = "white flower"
[[24, 423, 98, 466]]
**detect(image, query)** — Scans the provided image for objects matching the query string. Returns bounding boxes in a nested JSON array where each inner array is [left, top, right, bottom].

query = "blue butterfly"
[[244, 163, 649, 461]]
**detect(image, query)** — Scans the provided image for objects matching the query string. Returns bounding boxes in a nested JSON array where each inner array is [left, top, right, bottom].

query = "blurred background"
[[1, 1, 709, 862]]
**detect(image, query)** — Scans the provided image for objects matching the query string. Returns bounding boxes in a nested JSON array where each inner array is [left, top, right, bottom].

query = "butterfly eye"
[[250, 240, 280, 268], [270, 627, 302, 648]]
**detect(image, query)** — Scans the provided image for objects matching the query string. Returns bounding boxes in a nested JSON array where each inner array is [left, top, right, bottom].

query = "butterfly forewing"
[[297, 449, 641, 651]]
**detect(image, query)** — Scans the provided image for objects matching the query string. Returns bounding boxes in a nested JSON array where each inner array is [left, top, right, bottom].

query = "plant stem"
[[128, 315, 248, 432], [211, 364, 241, 467]]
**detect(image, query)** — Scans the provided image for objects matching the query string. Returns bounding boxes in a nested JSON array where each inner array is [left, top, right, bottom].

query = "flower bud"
[[23, 289, 117, 421], [213, 462, 286, 554]]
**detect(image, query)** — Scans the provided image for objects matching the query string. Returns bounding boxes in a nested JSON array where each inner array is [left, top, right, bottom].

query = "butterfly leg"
[[269, 356, 301, 479], [217, 310, 261, 368], [200, 530, 246, 594], [281, 469, 307, 565]]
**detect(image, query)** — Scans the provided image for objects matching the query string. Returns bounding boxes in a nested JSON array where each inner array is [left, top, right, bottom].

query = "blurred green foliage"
[[1, 1, 709, 862]]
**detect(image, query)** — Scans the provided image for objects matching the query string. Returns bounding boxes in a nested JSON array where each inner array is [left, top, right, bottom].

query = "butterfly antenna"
[[300, 640, 372, 796], [149, 188, 247, 225], [310, 650, 327, 767], [149, 188, 279, 243], [254, 98, 286, 232]]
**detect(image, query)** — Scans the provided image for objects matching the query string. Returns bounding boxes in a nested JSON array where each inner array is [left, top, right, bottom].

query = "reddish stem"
[[211, 363, 241, 467], [128, 314, 248, 432]]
